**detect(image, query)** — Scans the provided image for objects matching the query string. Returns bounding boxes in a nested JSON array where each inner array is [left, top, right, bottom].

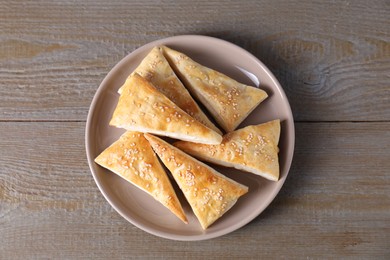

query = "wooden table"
[[1, 0, 389, 258]]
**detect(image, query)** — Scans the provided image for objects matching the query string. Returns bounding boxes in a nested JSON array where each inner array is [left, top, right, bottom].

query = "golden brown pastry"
[[163, 46, 268, 132], [118, 46, 221, 134], [110, 73, 223, 145], [144, 133, 248, 229], [94, 131, 187, 223], [174, 120, 281, 181]]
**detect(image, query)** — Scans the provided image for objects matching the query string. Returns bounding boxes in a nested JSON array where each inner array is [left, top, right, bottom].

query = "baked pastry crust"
[[119, 46, 221, 134], [174, 120, 281, 181], [110, 73, 223, 145], [144, 133, 248, 229], [94, 131, 187, 223], [163, 46, 268, 132]]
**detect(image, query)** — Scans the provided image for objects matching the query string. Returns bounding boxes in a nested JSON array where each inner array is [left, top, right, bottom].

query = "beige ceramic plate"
[[86, 35, 294, 241]]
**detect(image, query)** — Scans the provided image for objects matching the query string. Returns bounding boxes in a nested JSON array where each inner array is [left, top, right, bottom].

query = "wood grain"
[[0, 0, 389, 121], [1, 0, 389, 258], [1, 122, 389, 258]]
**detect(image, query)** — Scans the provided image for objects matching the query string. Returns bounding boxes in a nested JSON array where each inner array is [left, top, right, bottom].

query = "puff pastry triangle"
[[94, 131, 187, 223], [119, 46, 221, 134], [163, 46, 268, 132], [174, 120, 281, 181], [110, 73, 222, 145], [144, 133, 248, 229]]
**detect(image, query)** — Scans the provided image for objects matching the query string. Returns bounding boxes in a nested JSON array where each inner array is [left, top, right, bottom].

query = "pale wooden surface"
[[1, 0, 389, 259]]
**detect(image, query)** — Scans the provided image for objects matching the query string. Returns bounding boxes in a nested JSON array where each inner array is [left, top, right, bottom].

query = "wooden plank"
[[0, 0, 389, 121], [0, 122, 389, 258]]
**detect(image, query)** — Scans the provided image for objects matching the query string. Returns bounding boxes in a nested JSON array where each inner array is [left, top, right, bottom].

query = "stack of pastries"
[[95, 46, 281, 230]]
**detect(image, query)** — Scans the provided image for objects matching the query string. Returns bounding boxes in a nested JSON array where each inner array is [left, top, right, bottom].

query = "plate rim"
[[85, 34, 295, 241]]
